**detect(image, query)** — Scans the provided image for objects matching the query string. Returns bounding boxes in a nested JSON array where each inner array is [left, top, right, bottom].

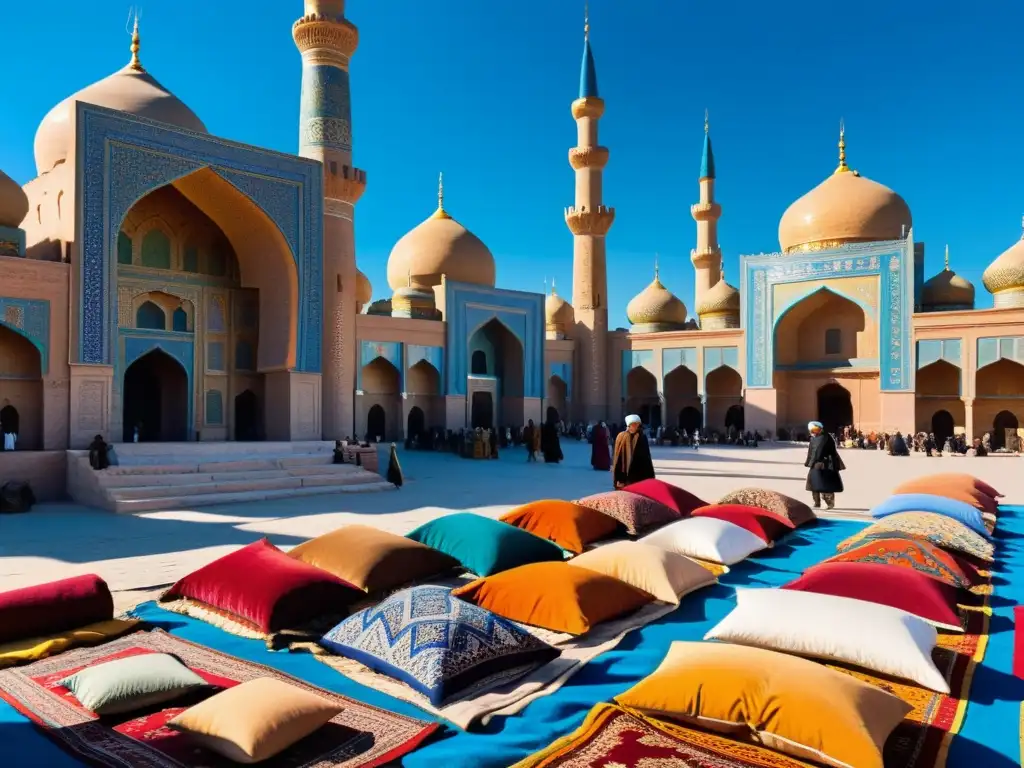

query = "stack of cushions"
[[870, 493, 992, 538], [574, 490, 679, 536], [160, 539, 364, 633], [499, 500, 622, 554], [640, 517, 768, 565], [319, 585, 559, 705], [690, 504, 796, 544], [569, 542, 717, 604], [894, 473, 1002, 511], [826, 533, 976, 589], [837, 512, 995, 564], [406, 513, 565, 577], [288, 524, 461, 593], [619, 479, 707, 517], [716, 487, 816, 527], [616, 642, 912, 768], [0, 574, 114, 644]]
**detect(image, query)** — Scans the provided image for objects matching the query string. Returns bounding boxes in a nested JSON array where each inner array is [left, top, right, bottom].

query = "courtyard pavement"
[[0, 441, 1020, 610]]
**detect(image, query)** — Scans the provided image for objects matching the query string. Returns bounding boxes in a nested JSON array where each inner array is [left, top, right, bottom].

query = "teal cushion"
[[61, 652, 208, 715], [406, 513, 565, 577]]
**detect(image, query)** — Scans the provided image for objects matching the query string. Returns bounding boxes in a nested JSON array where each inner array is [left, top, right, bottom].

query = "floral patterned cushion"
[[575, 491, 680, 536], [837, 512, 994, 563], [827, 535, 974, 590], [716, 488, 816, 528]]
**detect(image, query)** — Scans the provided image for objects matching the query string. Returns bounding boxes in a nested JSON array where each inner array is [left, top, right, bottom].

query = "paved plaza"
[[0, 442, 1020, 610]]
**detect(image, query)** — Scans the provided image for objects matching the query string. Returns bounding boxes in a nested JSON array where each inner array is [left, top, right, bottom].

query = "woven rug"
[[0, 628, 438, 768]]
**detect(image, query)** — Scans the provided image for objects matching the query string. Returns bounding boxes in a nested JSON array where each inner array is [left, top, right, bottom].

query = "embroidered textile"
[[319, 586, 558, 706], [574, 490, 679, 536], [838, 512, 995, 563], [716, 488, 816, 527], [829, 535, 975, 589]]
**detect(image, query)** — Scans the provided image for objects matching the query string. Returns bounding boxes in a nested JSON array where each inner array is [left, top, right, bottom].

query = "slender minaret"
[[565, 6, 614, 422], [293, 1, 366, 438], [691, 110, 722, 320]]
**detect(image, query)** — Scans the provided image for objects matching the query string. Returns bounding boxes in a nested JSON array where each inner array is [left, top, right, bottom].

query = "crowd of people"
[[820, 425, 1006, 457]]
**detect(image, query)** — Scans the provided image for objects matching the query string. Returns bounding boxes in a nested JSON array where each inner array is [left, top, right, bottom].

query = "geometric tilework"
[[300, 64, 353, 154], [0, 297, 49, 374]]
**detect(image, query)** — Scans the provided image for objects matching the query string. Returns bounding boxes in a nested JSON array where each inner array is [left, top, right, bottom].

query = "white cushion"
[[704, 588, 948, 693], [640, 517, 767, 565]]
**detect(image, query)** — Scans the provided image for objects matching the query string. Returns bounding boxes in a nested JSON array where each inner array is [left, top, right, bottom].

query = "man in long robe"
[[612, 414, 655, 489], [804, 421, 845, 509], [591, 421, 611, 471]]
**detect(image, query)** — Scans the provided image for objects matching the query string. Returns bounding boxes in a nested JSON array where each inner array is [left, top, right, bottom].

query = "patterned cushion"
[[575, 491, 679, 536], [827, 535, 974, 589], [319, 586, 558, 705], [500, 500, 623, 554], [837, 513, 994, 563], [716, 488, 816, 528], [620, 479, 707, 517], [870, 494, 991, 539]]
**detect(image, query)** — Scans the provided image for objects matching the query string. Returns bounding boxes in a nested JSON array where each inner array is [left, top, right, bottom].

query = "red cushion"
[[784, 561, 963, 630], [622, 479, 707, 517], [161, 539, 361, 632], [1015, 607, 1024, 679], [691, 504, 796, 543], [0, 574, 113, 644]]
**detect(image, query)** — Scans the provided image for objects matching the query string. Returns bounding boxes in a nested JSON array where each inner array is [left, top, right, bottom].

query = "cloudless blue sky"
[[2, 1, 1022, 325]]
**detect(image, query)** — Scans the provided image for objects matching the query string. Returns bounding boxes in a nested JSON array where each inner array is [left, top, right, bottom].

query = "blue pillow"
[[871, 493, 991, 539], [406, 513, 565, 576], [319, 586, 559, 706]]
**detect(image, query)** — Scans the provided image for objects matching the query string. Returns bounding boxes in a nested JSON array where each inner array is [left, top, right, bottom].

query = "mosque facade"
[[0, 1, 1023, 458]]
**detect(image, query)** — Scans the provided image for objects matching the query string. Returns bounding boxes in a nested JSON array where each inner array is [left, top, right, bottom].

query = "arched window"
[[141, 230, 171, 270], [117, 232, 133, 265], [824, 328, 842, 355], [206, 251, 227, 277], [471, 350, 488, 375], [205, 390, 224, 425], [183, 245, 199, 273], [136, 301, 166, 330], [235, 340, 254, 370], [172, 307, 189, 332]]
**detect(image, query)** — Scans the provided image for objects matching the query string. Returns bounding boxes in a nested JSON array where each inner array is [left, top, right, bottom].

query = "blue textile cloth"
[[871, 493, 991, 538]]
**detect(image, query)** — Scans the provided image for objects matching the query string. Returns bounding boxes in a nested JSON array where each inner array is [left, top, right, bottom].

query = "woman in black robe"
[[540, 417, 563, 464], [386, 443, 404, 487], [612, 415, 655, 489], [804, 421, 845, 509], [88, 435, 110, 471]]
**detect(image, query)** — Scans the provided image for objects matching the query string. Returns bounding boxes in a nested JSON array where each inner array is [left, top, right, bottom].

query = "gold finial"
[[835, 119, 849, 174], [431, 172, 451, 220], [704, 108, 709, 135], [127, 9, 144, 72], [944, 244, 950, 271], [654, 253, 660, 282], [584, 1, 590, 40]]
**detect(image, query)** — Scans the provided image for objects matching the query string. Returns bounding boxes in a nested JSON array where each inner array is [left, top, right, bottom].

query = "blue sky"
[[2, 1, 1021, 326]]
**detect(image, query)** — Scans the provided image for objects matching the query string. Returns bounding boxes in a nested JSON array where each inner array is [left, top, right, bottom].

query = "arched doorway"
[[234, 390, 260, 441], [930, 409, 954, 448], [664, 366, 699, 433], [0, 405, 18, 448], [725, 404, 745, 431], [471, 350, 488, 375], [123, 350, 189, 442], [679, 406, 701, 434], [0, 325, 43, 449], [472, 392, 494, 429], [407, 406, 425, 440], [817, 383, 852, 437], [468, 319, 525, 429], [625, 367, 660, 430], [993, 410, 1020, 451], [367, 404, 386, 442]]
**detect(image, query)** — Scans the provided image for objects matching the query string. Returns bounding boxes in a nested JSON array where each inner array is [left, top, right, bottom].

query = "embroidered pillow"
[[451, 562, 653, 635], [61, 652, 208, 715], [574, 490, 679, 536], [0, 574, 114, 644], [160, 539, 363, 633], [570, 541, 717, 604], [784, 561, 963, 631], [500, 500, 622, 554], [617, 642, 912, 768], [319, 586, 558, 706], [288, 524, 460, 593], [716, 488, 815, 527], [870, 493, 991, 538], [620, 479, 707, 517], [828, 534, 975, 589], [704, 588, 948, 692], [690, 504, 796, 544], [640, 517, 767, 565], [837, 512, 994, 563], [406, 513, 565, 577], [892, 477, 997, 514]]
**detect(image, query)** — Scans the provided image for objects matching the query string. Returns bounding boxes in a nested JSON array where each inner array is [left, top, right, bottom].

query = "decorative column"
[[963, 397, 974, 442], [691, 110, 722, 320], [566, 11, 614, 423], [293, 0, 366, 439]]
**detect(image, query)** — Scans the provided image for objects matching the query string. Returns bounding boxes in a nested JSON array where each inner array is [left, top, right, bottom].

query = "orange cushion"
[[451, 562, 653, 635], [893, 477, 997, 514], [895, 472, 1000, 500], [500, 500, 622, 554]]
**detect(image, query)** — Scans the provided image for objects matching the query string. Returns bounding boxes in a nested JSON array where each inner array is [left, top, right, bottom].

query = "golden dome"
[[778, 127, 911, 254], [386, 174, 495, 290], [0, 169, 29, 228], [696, 274, 740, 317], [982, 223, 1024, 305], [355, 269, 372, 310], [921, 246, 975, 309], [33, 23, 206, 175], [626, 264, 688, 329], [545, 281, 575, 328]]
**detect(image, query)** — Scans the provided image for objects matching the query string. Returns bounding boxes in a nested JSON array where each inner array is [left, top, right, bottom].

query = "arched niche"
[[625, 366, 660, 429], [706, 365, 743, 431], [774, 288, 875, 368], [135, 301, 166, 331], [817, 382, 853, 436], [122, 348, 189, 442], [0, 325, 42, 449]]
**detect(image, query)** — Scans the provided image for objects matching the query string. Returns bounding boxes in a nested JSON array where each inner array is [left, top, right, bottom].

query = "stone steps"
[[111, 480, 396, 513]]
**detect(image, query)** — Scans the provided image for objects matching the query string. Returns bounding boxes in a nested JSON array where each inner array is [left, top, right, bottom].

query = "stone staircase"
[[67, 441, 394, 513]]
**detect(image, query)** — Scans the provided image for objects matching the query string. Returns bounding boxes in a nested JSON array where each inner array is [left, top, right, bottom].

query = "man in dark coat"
[[612, 414, 655, 489], [889, 431, 910, 456], [804, 421, 845, 509]]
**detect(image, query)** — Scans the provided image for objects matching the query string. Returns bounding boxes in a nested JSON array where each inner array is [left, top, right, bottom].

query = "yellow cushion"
[[167, 677, 342, 764], [616, 641, 911, 768], [569, 541, 716, 604], [0, 619, 140, 670], [288, 524, 460, 593]]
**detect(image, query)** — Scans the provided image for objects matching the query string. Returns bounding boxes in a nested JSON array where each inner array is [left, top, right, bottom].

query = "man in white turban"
[[804, 421, 845, 509], [613, 414, 655, 489]]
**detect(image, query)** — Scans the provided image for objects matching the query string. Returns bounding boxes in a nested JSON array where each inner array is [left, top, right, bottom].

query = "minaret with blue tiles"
[[293, 0, 366, 438], [691, 110, 722, 322], [565, 6, 615, 422]]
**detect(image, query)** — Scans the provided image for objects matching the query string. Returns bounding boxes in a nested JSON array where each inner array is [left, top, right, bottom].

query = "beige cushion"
[[167, 677, 342, 764], [570, 541, 716, 604]]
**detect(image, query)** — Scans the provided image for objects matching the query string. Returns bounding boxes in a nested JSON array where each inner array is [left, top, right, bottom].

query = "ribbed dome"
[[921, 247, 974, 310], [355, 269, 372, 310], [982, 229, 1024, 307], [386, 177, 495, 291], [778, 131, 911, 254], [697, 276, 740, 316], [0, 169, 29, 228], [545, 285, 575, 327], [626, 270, 687, 329], [34, 57, 206, 175]]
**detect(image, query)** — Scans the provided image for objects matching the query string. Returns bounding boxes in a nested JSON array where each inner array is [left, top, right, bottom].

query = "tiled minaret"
[[566, 8, 615, 422], [691, 110, 722, 321], [293, 0, 366, 438]]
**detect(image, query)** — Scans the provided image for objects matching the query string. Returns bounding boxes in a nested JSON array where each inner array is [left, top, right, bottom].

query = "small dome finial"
[[704, 108, 709, 135], [584, 1, 590, 40], [551, 277, 557, 296], [944, 244, 950, 271], [127, 9, 144, 72], [654, 253, 660, 282], [835, 119, 849, 174], [1020, 214, 1024, 240], [431, 172, 451, 220]]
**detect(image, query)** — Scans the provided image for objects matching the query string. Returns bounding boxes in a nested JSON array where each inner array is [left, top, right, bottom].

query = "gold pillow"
[[616, 641, 911, 768], [288, 524, 460, 593], [167, 677, 342, 764], [570, 541, 716, 604]]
